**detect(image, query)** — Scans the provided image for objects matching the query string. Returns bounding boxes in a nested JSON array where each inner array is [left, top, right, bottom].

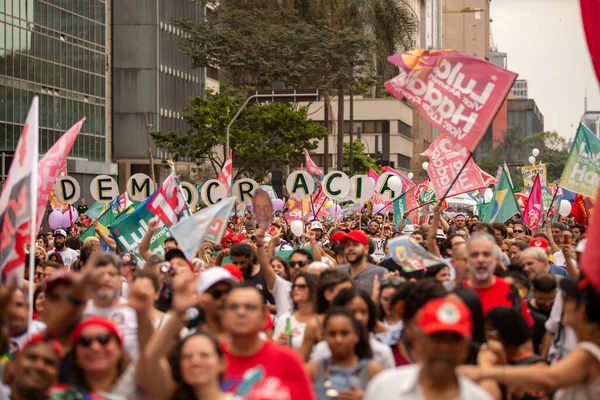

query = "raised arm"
[[304, 229, 322, 262], [545, 218, 560, 254], [255, 227, 277, 291], [139, 217, 161, 261], [426, 202, 443, 257]]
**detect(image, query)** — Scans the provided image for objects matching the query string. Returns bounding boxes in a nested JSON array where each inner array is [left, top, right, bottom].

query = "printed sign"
[[521, 164, 547, 187]]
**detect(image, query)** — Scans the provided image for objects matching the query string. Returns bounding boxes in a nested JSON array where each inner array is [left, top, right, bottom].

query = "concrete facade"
[[507, 99, 544, 137], [442, 0, 490, 59]]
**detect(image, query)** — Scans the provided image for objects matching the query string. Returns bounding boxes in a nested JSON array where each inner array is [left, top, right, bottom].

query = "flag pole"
[[27, 97, 40, 338], [542, 185, 560, 228]]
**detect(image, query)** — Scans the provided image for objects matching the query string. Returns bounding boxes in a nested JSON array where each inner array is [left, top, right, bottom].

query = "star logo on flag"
[[491, 75, 498, 81]]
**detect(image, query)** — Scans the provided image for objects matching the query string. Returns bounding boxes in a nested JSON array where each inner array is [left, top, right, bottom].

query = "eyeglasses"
[[77, 334, 113, 347], [225, 303, 260, 312], [514, 230, 524, 233], [208, 288, 230, 300], [289, 261, 308, 268], [292, 283, 308, 290]]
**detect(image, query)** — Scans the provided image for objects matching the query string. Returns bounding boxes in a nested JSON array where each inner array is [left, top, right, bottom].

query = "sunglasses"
[[514, 230, 524, 233], [77, 334, 113, 347], [225, 303, 260, 312], [289, 261, 308, 268], [208, 288, 230, 300], [292, 283, 308, 290]]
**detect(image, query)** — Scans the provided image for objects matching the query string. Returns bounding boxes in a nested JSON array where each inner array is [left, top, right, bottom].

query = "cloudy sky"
[[490, 0, 600, 140]]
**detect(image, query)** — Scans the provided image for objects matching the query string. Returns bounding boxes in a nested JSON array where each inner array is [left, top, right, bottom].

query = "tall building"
[[0, 0, 115, 198], [442, 0, 490, 59], [490, 50, 507, 68], [112, 1, 216, 188], [507, 99, 544, 137], [581, 111, 600, 137], [512, 79, 528, 99]]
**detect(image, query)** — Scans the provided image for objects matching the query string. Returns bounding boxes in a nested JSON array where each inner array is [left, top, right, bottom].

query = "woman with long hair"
[[375, 278, 405, 346], [270, 256, 291, 281], [307, 308, 383, 400], [274, 272, 318, 350]]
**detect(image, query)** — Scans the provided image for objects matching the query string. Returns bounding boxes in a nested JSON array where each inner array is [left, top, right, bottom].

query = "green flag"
[[559, 123, 600, 198], [85, 201, 105, 220], [482, 169, 520, 223]]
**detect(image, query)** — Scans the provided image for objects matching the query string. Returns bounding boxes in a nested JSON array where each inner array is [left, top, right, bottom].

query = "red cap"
[[530, 237, 549, 251], [17, 334, 63, 360], [71, 316, 124, 345], [337, 230, 369, 246], [417, 298, 472, 338], [222, 264, 243, 281]]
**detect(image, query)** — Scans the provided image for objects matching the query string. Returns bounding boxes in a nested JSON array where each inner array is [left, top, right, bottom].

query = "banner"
[[0, 97, 39, 284], [559, 123, 600, 198], [218, 149, 233, 196], [521, 164, 547, 187], [388, 235, 448, 273], [304, 149, 323, 177], [482, 169, 520, 223], [522, 174, 543, 232], [422, 134, 497, 198], [547, 187, 563, 224], [581, 184, 600, 291], [385, 49, 517, 152], [110, 173, 190, 262], [171, 198, 236, 260]]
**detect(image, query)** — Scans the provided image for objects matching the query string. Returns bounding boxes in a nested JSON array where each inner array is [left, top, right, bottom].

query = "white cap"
[[436, 229, 447, 240], [402, 224, 416, 234], [310, 221, 324, 231], [196, 267, 238, 294]]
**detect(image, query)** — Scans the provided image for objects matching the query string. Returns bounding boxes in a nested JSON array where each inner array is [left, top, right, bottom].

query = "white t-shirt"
[[269, 275, 293, 318], [9, 320, 46, 355], [552, 251, 578, 269], [310, 335, 395, 369], [273, 312, 307, 351], [375, 319, 403, 346], [48, 247, 79, 269], [545, 290, 578, 364], [84, 298, 139, 359]]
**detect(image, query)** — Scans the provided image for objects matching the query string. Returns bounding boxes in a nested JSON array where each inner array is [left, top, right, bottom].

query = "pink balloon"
[[48, 210, 63, 230], [328, 204, 342, 220], [272, 199, 284, 211], [62, 211, 73, 228], [372, 204, 386, 215]]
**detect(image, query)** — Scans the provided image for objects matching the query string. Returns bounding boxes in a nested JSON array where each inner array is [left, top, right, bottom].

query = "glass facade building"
[[0, 0, 107, 166]]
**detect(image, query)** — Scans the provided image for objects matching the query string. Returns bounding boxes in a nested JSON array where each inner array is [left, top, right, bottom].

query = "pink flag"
[[383, 166, 415, 191], [385, 50, 517, 153], [0, 98, 39, 284], [304, 149, 323, 176], [36, 118, 86, 230], [522, 174, 543, 232], [422, 134, 497, 199], [218, 150, 233, 196]]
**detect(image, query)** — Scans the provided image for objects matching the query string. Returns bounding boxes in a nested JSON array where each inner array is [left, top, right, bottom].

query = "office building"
[[490, 50, 507, 69], [512, 79, 528, 99], [442, 0, 490, 59], [581, 111, 600, 137], [0, 0, 115, 198], [508, 99, 544, 137]]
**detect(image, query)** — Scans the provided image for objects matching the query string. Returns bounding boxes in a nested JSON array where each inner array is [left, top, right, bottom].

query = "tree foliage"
[[342, 140, 379, 175], [150, 87, 327, 181]]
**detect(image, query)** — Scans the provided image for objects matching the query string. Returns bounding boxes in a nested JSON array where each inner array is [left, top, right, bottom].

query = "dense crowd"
[[1, 202, 599, 400]]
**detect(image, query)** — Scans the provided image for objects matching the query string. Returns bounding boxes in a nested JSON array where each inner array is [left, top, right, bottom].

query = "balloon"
[[328, 204, 342, 220], [62, 211, 73, 228], [368, 177, 376, 187], [559, 200, 572, 217], [325, 201, 334, 209], [407, 172, 414, 180], [48, 210, 63, 230], [532, 148, 539, 157], [387, 175, 403, 193], [422, 162, 429, 170], [528, 156, 536, 165], [290, 220, 304, 237], [372, 203, 386, 215], [484, 188, 493, 203], [272, 199, 284, 211]]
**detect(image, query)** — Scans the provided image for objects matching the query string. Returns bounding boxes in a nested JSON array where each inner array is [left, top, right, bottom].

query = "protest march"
[[1, 2, 600, 400]]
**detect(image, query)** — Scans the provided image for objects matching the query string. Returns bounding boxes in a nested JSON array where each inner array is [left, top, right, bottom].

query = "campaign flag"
[[171, 197, 236, 260], [218, 149, 233, 196], [572, 194, 589, 225], [85, 201, 105, 221], [108, 192, 132, 213], [385, 49, 517, 152], [0, 97, 39, 284], [482, 169, 520, 223], [48, 162, 70, 213], [415, 179, 436, 204], [392, 194, 409, 230], [35, 118, 85, 230], [504, 161, 513, 187], [382, 166, 415, 191], [110, 173, 190, 262], [304, 149, 323, 177], [422, 134, 497, 198], [580, 184, 600, 291], [522, 174, 543, 232], [466, 189, 484, 204], [547, 187, 564, 224], [559, 123, 600, 198], [388, 235, 449, 273], [521, 164, 547, 187]]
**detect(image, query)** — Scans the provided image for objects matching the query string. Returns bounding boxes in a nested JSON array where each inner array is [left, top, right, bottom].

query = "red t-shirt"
[[221, 340, 315, 400], [463, 277, 534, 327]]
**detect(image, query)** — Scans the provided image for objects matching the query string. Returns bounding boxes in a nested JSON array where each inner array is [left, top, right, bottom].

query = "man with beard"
[[83, 252, 139, 358], [47, 229, 78, 270], [448, 214, 467, 235], [336, 230, 386, 295], [365, 298, 492, 399], [230, 242, 276, 311], [463, 233, 533, 326], [368, 220, 382, 239]]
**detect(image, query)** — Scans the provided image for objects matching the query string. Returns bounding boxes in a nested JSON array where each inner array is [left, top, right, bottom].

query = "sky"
[[490, 0, 600, 140]]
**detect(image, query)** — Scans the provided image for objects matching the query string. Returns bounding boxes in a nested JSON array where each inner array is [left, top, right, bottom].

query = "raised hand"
[[147, 217, 161, 234], [128, 279, 155, 314]]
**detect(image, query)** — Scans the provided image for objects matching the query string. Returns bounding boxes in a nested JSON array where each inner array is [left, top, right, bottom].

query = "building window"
[[398, 121, 411, 138], [397, 154, 411, 170]]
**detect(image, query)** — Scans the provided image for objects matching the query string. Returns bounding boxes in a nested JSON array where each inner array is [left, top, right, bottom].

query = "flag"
[[367, 168, 386, 205], [385, 49, 517, 152], [110, 172, 190, 262], [503, 161, 513, 187], [80, 202, 139, 251], [466, 189, 484, 204], [388, 235, 449, 273], [218, 149, 233, 196], [0, 97, 39, 284], [580, 0, 600, 86], [482, 169, 520, 223], [85, 201, 105, 220], [559, 123, 600, 199], [35, 118, 85, 230], [171, 197, 237, 260], [572, 194, 588, 225], [48, 162, 70, 213], [547, 187, 564, 224], [421, 134, 497, 198], [522, 174, 543, 232], [108, 192, 132, 213], [580, 185, 600, 291], [521, 164, 547, 187], [304, 149, 323, 176]]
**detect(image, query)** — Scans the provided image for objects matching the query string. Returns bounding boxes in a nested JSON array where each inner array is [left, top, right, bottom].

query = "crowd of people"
[[1, 201, 599, 400]]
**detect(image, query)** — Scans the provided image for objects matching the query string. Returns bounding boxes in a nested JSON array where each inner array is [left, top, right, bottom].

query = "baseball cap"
[[402, 224, 416, 234], [54, 229, 67, 237], [530, 237, 549, 251], [417, 298, 473, 338], [196, 267, 239, 294], [120, 252, 138, 267], [222, 264, 243, 280], [310, 221, 324, 231], [336, 230, 369, 246]]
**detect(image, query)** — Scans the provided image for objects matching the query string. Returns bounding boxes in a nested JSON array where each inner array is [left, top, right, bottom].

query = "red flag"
[[0, 98, 39, 284], [304, 149, 323, 176], [385, 50, 517, 153], [383, 166, 415, 192], [218, 150, 233, 196], [521, 174, 543, 232], [572, 194, 588, 225], [581, 0, 600, 84], [35, 118, 86, 230], [580, 184, 600, 291]]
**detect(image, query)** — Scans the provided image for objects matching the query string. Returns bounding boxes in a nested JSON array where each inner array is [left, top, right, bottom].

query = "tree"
[[342, 140, 379, 175], [150, 87, 327, 181]]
